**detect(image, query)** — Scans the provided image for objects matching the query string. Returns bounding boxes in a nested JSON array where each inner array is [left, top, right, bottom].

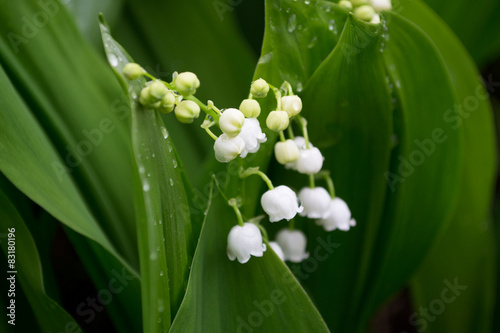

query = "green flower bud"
[[149, 81, 168, 101], [239, 99, 261, 118], [266, 111, 289, 132], [123, 63, 145, 80], [139, 86, 156, 106], [174, 72, 200, 96], [338, 0, 353, 10], [159, 91, 176, 114], [175, 100, 201, 124], [354, 5, 375, 21], [274, 140, 300, 165], [251, 78, 269, 98], [281, 95, 302, 117]]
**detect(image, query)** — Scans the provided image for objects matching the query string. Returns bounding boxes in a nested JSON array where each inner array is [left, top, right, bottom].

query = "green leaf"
[[170, 181, 330, 333], [254, 0, 348, 93], [397, 1, 497, 331], [0, 0, 137, 266], [421, 0, 500, 66], [100, 16, 194, 331], [0, 187, 82, 333], [297, 14, 393, 332]]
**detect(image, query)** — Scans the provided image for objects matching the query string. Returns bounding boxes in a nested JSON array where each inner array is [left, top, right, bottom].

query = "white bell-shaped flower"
[[261, 185, 303, 222], [316, 197, 356, 231], [269, 241, 285, 261], [281, 95, 303, 117], [371, 0, 392, 11], [238, 118, 267, 158], [298, 187, 332, 219], [214, 134, 245, 163], [296, 147, 324, 174], [219, 108, 245, 137], [276, 229, 309, 263], [227, 223, 267, 264], [285, 136, 315, 170]]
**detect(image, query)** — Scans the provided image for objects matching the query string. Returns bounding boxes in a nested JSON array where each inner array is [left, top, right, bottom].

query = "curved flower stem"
[[309, 174, 315, 189], [279, 131, 286, 142], [268, 83, 283, 110], [228, 199, 244, 227], [315, 171, 336, 198], [203, 127, 218, 141], [295, 115, 311, 149], [256, 171, 274, 190], [287, 125, 295, 139], [257, 224, 269, 242], [239, 167, 275, 190]]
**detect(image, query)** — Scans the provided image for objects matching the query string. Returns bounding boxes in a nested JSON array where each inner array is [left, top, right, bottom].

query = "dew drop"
[[107, 54, 118, 67], [296, 82, 303, 92], [139, 166, 145, 174], [287, 14, 297, 33], [307, 36, 318, 49], [150, 252, 158, 260], [161, 127, 169, 139], [304, 0, 310, 4], [159, 271, 164, 277], [143, 182, 150, 192], [172, 159, 178, 168], [169, 178, 174, 186], [258, 52, 273, 65], [328, 19, 337, 34]]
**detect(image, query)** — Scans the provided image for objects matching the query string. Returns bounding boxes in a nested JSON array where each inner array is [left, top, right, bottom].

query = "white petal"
[[261, 186, 302, 222], [276, 229, 309, 263], [317, 197, 355, 232], [214, 134, 245, 163], [239, 118, 267, 158], [298, 187, 332, 219], [296, 147, 324, 174], [227, 223, 266, 264]]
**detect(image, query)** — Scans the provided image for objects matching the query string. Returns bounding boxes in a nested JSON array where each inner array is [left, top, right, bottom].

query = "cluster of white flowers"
[[122, 64, 356, 265], [339, 0, 392, 24]]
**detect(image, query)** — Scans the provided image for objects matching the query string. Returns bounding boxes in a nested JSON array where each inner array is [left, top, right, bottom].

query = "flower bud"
[[227, 223, 266, 264], [214, 134, 245, 163], [354, 5, 375, 21], [371, 0, 392, 11], [269, 242, 285, 261], [281, 95, 303, 117], [159, 91, 176, 114], [139, 86, 160, 107], [123, 63, 145, 80], [276, 229, 309, 263], [266, 111, 289, 132], [261, 185, 303, 222], [298, 187, 331, 219], [239, 99, 261, 118], [174, 72, 200, 96], [149, 81, 168, 101], [239, 118, 267, 158], [174, 100, 200, 124], [251, 78, 269, 98], [296, 147, 324, 174], [316, 197, 356, 231], [274, 140, 300, 165], [219, 108, 245, 137], [339, 0, 353, 10]]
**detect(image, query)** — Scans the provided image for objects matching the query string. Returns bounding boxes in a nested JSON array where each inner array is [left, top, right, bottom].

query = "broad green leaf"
[[398, 1, 497, 331], [100, 17, 194, 331], [352, 12, 463, 329], [297, 14, 393, 332], [0, 64, 142, 332], [170, 181, 330, 333], [0, 0, 137, 265], [0, 188, 82, 333], [254, 0, 348, 94], [422, 0, 500, 66], [0, 64, 123, 268]]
